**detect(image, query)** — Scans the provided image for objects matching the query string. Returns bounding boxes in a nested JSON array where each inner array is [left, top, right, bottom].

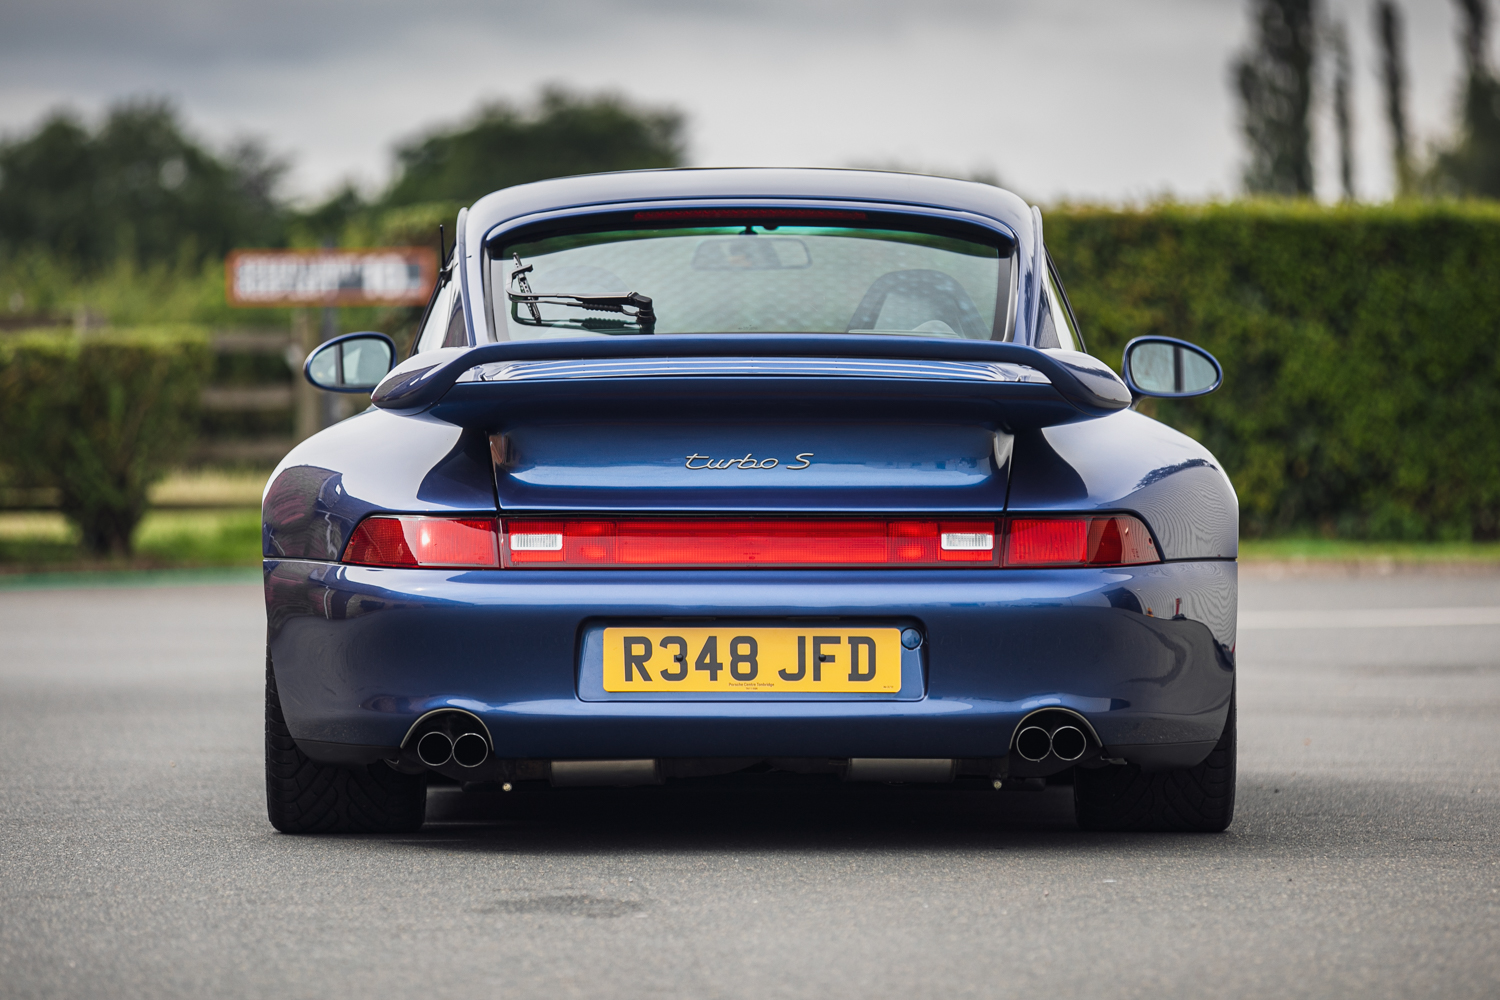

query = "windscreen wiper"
[[508, 253, 655, 334]]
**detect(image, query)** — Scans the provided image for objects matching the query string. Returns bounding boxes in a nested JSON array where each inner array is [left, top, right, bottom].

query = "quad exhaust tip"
[[452, 732, 489, 768], [1050, 725, 1088, 762], [415, 729, 489, 769], [1015, 726, 1053, 762], [416, 731, 453, 768], [1013, 717, 1094, 763]]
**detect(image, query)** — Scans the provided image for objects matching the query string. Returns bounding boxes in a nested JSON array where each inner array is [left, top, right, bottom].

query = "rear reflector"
[[503, 519, 997, 568], [340, 514, 1157, 569], [342, 516, 499, 568], [1002, 515, 1157, 568]]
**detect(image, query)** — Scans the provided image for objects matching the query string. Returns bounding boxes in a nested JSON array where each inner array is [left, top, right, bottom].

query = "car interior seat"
[[845, 269, 989, 339]]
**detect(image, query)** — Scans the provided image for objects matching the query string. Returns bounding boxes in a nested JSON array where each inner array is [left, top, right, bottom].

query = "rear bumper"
[[265, 559, 1235, 764]]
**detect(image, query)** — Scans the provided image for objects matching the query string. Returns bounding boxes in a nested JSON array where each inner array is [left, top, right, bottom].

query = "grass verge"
[[1239, 538, 1500, 564], [0, 508, 262, 573]]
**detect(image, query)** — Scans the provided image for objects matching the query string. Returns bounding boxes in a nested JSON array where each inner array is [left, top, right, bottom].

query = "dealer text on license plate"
[[601, 627, 903, 693]]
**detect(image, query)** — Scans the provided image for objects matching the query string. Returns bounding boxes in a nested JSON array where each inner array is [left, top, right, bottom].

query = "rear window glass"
[[489, 225, 1010, 340]]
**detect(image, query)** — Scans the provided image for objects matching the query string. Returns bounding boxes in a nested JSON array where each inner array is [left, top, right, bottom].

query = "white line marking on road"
[[1240, 607, 1500, 630]]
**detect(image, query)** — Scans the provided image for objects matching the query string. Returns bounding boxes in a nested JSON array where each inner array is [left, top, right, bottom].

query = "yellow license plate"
[[602, 627, 904, 693]]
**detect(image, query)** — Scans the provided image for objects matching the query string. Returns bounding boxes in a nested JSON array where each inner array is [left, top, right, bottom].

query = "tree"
[[1330, 19, 1355, 200], [384, 87, 686, 207], [1427, 0, 1500, 197], [0, 100, 286, 269], [1375, 1, 1415, 196], [1233, 0, 1318, 196]]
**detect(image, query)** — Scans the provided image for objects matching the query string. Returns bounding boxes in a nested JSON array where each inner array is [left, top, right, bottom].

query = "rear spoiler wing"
[[371, 335, 1131, 427]]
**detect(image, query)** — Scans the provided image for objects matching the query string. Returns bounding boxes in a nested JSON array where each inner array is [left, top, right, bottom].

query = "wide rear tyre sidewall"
[[264, 652, 426, 834], [1073, 691, 1236, 833]]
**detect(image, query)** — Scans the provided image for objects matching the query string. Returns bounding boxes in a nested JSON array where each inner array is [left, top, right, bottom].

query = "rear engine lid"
[[371, 336, 1128, 514], [491, 416, 1010, 512]]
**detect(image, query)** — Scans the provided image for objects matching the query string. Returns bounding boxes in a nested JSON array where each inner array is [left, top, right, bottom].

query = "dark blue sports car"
[[264, 168, 1237, 834]]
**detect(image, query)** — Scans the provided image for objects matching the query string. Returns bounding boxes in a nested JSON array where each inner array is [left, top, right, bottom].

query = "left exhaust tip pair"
[[1014, 723, 1089, 763], [415, 730, 488, 768]]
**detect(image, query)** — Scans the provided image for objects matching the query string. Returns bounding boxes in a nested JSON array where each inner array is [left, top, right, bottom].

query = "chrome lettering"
[[681, 452, 812, 469]]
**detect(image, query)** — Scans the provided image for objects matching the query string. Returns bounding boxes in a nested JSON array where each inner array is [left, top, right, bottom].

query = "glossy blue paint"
[[265, 560, 1234, 758], [265, 168, 1238, 775], [1008, 410, 1239, 560]]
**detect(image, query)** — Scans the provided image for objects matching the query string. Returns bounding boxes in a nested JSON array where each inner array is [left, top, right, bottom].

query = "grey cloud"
[[0, 0, 1021, 64]]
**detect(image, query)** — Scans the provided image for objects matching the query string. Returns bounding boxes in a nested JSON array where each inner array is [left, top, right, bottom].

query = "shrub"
[[1048, 201, 1500, 540], [0, 327, 212, 555]]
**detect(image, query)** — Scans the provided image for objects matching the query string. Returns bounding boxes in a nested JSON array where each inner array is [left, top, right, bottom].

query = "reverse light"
[[342, 516, 499, 568]]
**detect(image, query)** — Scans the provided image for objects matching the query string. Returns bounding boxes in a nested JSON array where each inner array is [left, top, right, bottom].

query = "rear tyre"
[[265, 653, 426, 834], [1073, 693, 1236, 832]]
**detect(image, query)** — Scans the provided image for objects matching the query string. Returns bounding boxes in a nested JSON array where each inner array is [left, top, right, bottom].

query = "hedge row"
[[0, 327, 211, 555], [3, 204, 1496, 548], [1048, 201, 1500, 540]]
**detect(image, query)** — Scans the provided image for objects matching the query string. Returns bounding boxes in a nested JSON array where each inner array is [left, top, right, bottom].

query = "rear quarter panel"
[[1007, 408, 1238, 561], [262, 408, 496, 561]]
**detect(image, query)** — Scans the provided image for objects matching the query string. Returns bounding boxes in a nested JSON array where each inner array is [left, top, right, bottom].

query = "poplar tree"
[[1331, 20, 1356, 200], [1428, 0, 1500, 196], [1375, 1, 1414, 196], [1234, 0, 1318, 196]]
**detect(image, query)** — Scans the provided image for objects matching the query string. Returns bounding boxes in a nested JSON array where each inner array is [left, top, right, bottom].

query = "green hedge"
[[1048, 201, 1500, 540], [0, 327, 212, 555]]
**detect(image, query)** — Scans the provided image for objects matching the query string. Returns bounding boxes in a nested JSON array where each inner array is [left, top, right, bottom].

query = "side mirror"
[[304, 332, 396, 393], [1121, 336, 1223, 398]]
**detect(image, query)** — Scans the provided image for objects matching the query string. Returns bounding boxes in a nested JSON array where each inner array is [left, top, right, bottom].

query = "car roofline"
[[456, 168, 1044, 347]]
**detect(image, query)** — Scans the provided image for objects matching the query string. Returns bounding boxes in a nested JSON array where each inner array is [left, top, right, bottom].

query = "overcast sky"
[[0, 0, 1477, 205]]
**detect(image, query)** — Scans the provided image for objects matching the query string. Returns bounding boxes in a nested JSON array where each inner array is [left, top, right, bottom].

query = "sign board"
[[226, 248, 438, 307]]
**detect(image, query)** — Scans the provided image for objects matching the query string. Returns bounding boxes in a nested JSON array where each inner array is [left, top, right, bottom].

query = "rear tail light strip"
[[341, 515, 1157, 569]]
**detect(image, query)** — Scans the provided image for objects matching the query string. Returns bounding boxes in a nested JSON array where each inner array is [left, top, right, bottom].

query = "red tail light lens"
[[1005, 518, 1088, 565], [503, 519, 998, 568], [340, 515, 1156, 570], [343, 516, 499, 568], [1002, 515, 1157, 567]]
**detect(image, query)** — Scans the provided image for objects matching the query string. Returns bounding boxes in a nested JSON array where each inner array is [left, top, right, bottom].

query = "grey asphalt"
[[2, 571, 1497, 1000]]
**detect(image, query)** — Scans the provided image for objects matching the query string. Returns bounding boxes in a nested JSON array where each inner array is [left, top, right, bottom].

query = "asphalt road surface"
[[3, 570, 1498, 1000]]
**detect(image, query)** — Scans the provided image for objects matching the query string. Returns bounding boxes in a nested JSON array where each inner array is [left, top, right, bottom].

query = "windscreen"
[[490, 224, 1009, 340]]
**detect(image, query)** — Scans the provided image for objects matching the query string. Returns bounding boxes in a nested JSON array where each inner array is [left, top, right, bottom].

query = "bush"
[[0, 327, 212, 555], [1048, 201, 1500, 540]]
